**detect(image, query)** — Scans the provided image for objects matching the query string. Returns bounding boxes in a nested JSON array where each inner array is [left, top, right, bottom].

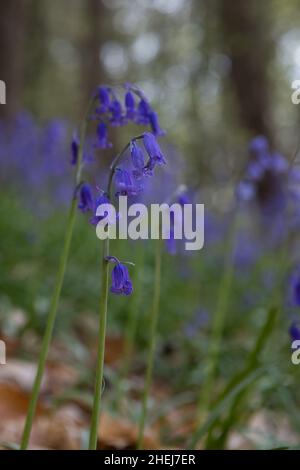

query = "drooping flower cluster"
[[95, 84, 165, 136], [236, 136, 290, 213], [74, 84, 167, 296], [236, 136, 300, 246], [71, 84, 165, 158], [76, 133, 167, 220]]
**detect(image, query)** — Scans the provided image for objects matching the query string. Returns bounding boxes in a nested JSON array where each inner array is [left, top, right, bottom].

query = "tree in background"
[[0, 0, 28, 118], [219, 0, 275, 141], [80, 0, 109, 106]]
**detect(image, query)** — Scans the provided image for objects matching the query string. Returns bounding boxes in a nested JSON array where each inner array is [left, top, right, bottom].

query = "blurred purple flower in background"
[[233, 231, 261, 269], [71, 132, 79, 166], [236, 135, 300, 245], [287, 267, 300, 308], [184, 309, 210, 338], [0, 111, 73, 214], [237, 136, 289, 214], [96, 122, 112, 149]]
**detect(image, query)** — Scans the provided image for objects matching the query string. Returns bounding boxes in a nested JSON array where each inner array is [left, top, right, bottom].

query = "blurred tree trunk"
[[0, 0, 28, 118], [219, 0, 274, 141], [80, 0, 108, 105], [23, 0, 47, 115]]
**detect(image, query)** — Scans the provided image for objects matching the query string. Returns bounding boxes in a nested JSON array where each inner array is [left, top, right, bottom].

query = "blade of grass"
[[205, 305, 279, 448], [189, 366, 265, 449]]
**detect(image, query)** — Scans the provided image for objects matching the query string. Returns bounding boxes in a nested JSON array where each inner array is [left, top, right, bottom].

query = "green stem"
[[137, 239, 162, 450], [88, 238, 110, 450], [197, 214, 237, 425], [20, 98, 95, 450]]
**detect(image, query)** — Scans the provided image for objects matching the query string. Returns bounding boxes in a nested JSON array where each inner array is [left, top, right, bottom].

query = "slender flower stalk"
[[20, 97, 95, 450], [137, 238, 162, 450]]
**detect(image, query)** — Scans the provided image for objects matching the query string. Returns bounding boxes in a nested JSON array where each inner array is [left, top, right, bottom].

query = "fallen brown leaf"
[[98, 412, 160, 450]]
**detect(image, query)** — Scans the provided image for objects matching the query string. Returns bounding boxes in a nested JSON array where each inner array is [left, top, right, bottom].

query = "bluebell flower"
[[143, 158, 157, 177], [96, 122, 112, 149], [77, 183, 94, 213], [130, 140, 145, 179], [125, 90, 135, 120], [177, 191, 191, 206], [71, 132, 79, 165], [237, 136, 290, 219], [97, 86, 111, 113], [134, 96, 165, 135], [90, 192, 110, 226], [249, 135, 269, 156], [289, 322, 300, 342], [109, 99, 124, 126], [115, 168, 142, 197], [149, 111, 165, 136], [136, 99, 152, 125], [236, 181, 255, 201], [247, 160, 267, 181], [272, 152, 289, 173], [143, 132, 166, 175], [110, 261, 133, 296]]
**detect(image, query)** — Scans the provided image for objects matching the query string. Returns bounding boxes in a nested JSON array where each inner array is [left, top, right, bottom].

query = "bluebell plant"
[[20, 83, 167, 451], [71, 83, 167, 450]]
